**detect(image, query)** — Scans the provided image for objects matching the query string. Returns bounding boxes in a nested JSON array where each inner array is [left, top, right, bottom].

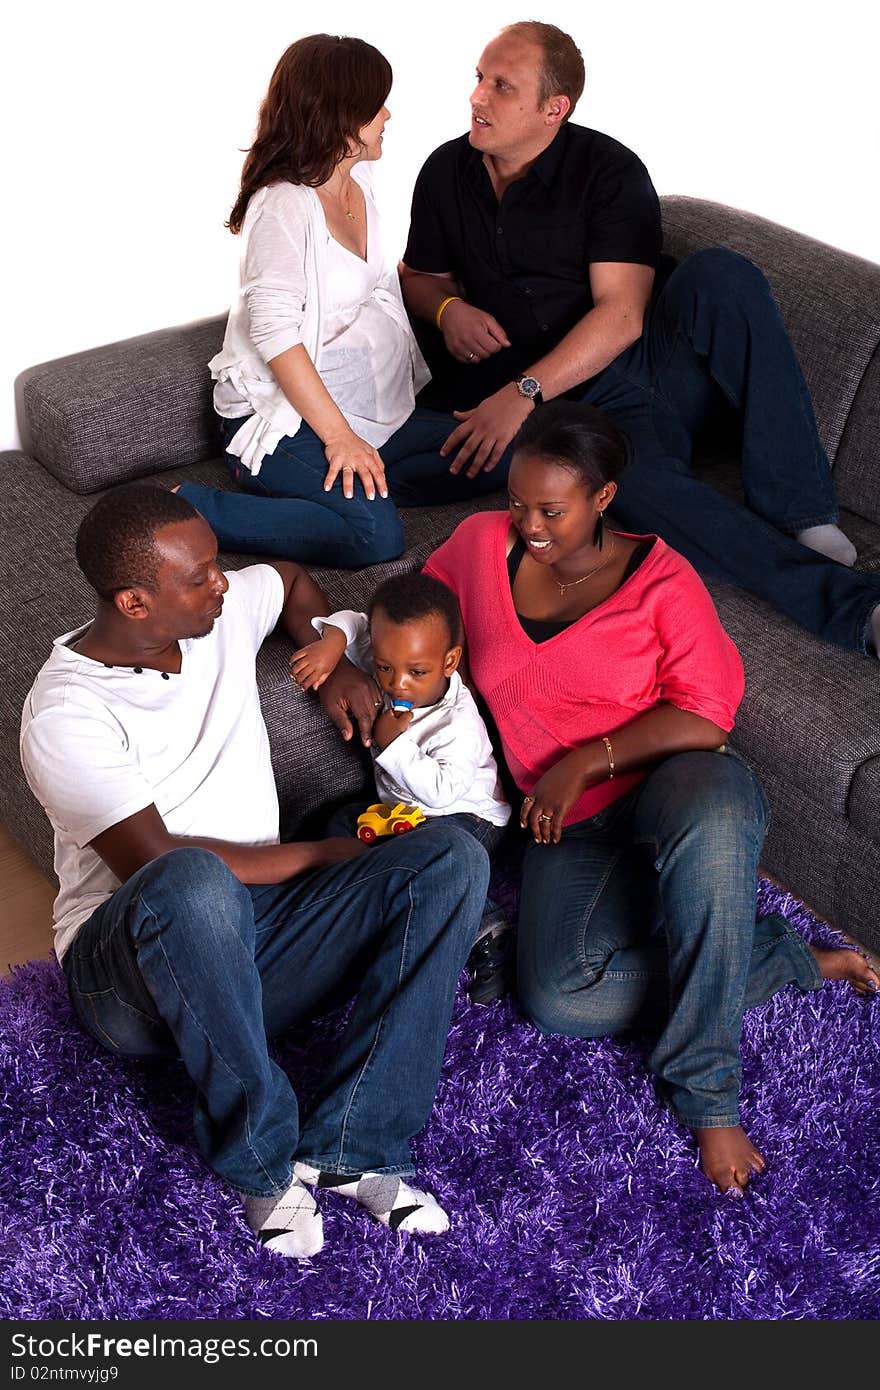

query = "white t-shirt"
[[20, 566, 285, 962], [313, 610, 510, 828]]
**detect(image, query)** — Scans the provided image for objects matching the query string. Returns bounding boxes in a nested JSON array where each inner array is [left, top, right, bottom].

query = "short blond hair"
[[503, 21, 585, 117]]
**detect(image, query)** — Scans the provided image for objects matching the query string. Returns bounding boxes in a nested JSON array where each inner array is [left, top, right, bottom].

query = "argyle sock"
[[294, 1163, 449, 1234], [796, 523, 857, 567], [244, 1176, 324, 1257]]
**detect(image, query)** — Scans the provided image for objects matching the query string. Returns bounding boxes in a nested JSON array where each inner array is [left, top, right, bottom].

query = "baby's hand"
[[290, 628, 347, 691], [373, 706, 413, 750]]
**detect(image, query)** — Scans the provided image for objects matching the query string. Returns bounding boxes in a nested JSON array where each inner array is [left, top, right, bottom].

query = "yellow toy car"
[[356, 802, 426, 843]]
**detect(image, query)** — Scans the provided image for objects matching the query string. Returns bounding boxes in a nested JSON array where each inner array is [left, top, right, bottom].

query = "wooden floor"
[[0, 823, 56, 975]]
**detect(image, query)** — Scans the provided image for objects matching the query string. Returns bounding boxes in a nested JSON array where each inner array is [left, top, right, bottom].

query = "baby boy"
[[291, 575, 513, 1003]]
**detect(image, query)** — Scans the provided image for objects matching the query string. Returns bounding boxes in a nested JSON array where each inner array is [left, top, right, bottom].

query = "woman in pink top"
[[425, 400, 879, 1196]]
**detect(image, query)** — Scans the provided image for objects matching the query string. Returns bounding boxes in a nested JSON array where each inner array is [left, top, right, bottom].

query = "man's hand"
[[441, 383, 534, 477], [373, 707, 413, 751], [440, 300, 511, 363], [322, 428, 388, 500], [317, 657, 383, 746], [309, 836, 370, 868], [290, 628, 347, 691]]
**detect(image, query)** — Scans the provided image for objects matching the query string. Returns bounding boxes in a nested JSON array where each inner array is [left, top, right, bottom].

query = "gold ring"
[[467, 351, 476, 360], [539, 813, 552, 822]]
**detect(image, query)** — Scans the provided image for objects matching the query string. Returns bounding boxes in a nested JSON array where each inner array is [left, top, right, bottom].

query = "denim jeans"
[[582, 249, 880, 653], [515, 749, 821, 1128], [178, 407, 511, 568], [324, 802, 507, 935], [61, 828, 488, 1196]]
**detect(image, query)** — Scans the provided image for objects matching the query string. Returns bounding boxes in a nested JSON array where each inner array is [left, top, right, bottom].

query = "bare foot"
[[692, 1125, 765, 1195], [811, 944, 880, 996]]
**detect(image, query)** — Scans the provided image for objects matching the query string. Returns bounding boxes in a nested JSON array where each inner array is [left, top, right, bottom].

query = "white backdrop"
[[3, 0, 878, 452]]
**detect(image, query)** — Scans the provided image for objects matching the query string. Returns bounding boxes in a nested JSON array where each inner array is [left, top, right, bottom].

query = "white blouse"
[[210, 165, 429, 475]]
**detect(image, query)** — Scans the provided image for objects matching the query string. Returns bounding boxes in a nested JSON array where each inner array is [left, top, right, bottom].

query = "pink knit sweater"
[[424, 512, 745, 825]]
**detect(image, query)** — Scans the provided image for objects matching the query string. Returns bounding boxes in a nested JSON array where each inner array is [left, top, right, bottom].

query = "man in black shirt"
[[405, 120, 662, 420], [397, 21, 880, 656]]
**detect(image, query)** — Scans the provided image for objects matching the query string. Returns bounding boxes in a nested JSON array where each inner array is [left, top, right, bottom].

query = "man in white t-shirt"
[[20, 484, 489, 1259]]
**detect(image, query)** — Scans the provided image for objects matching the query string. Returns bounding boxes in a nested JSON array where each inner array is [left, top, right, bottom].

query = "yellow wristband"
[[435, 295, 462, 329], [601, 736, 615, 780]]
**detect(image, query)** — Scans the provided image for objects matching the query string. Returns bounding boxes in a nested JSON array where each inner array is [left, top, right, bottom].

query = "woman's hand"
[[290, 628, 347, 691], [520, 751, 590, 845], [322, 428, 389, 500], [318, 658, 384, 746]]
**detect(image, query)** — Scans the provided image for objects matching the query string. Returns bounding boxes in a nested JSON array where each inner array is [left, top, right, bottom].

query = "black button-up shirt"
[[403, 124, 662, 410]]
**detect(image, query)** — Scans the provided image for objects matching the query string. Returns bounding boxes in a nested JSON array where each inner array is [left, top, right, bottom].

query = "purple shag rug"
[[1, 877, 879, 1321]]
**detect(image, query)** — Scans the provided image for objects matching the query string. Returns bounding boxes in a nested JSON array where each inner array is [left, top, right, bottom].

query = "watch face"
[[518, 376, 540, 397]]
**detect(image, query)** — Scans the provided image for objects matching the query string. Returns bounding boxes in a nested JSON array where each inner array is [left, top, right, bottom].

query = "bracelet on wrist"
[[601, 736, 615, 780], [435, 295, 462, 329]]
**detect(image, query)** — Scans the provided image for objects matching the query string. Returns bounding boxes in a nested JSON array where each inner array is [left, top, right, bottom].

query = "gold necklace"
[[551, 533, 616, 595], [319, 178, 356, 221]]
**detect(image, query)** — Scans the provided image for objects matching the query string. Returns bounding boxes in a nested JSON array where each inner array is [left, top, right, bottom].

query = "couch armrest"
[[20, 316, 226, 494], [660, 196, 880, 522]]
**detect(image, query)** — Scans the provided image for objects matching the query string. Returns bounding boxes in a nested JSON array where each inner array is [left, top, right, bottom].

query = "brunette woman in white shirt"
[[179, 35, 494, 567]]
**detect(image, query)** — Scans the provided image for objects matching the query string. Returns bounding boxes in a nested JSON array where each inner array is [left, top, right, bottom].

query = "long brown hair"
[[228, 34, 392, 234]]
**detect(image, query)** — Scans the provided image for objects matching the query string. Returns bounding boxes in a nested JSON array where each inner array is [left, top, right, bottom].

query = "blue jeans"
[[515, 750, 821, 1128], [61, 829, 488, 1196], [178, 408, 511, 568], [583, 249, 880, 653], [324, 803, 507, 935]]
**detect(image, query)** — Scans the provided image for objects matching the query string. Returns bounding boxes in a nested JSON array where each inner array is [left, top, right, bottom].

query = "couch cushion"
[[660, 197, 880, 486], [846, 757, 880, 841], [690, 451, 880, 573], [21, 317, 226, 494], [704, 576, 880, 817], [831, 346, 880, 527]]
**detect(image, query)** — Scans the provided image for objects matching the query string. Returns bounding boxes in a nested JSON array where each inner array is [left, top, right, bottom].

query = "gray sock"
[[244, 1176, 324, 1258], [796, 524, 857, 567], [294, 1163, 449, 1234]]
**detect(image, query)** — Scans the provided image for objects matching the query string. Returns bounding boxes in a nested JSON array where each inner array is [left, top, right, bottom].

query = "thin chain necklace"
[[550, 533, 616, 595], [318, 177, 356, 221]]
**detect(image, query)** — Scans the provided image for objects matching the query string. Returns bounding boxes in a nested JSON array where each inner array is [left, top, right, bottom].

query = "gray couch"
[[3, 195, 879, 954]]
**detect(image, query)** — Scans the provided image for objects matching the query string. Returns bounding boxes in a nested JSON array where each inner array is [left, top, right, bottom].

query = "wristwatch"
[[515, 374, 544, 407]]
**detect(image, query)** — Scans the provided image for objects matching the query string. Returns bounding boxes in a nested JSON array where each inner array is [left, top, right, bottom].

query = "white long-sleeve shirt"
[[210, 164, 429, 475], [313, 611, 510, 827]]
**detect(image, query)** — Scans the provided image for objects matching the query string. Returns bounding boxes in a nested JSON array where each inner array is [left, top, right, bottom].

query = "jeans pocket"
[[71, 986, 174, 1059]]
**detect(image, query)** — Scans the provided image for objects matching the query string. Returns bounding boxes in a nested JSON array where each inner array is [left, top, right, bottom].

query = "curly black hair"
[[368, 573, 462, 648], [75, 484, 199, 600]]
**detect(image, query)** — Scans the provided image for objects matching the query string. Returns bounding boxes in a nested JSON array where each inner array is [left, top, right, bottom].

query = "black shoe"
[[466, 926, 515, 1006]]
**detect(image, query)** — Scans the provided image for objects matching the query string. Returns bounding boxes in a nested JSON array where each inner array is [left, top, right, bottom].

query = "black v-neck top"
[[507, 536, 655, 643]]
